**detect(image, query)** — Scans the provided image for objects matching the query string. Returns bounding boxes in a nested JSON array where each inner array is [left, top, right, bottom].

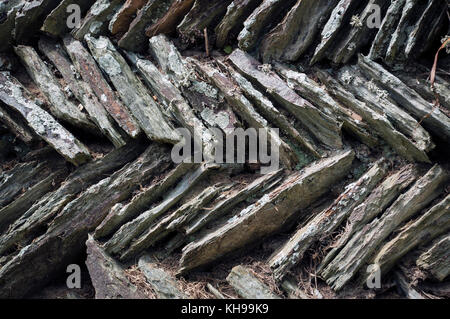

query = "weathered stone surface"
[[275, 63, 378, 148], [14, 45, 98, 133], [334, 65, 434, 156], [270, 158, 389, 281], [224, 62, 321, 158], [368, 0, 406, 61], [0, 72, 92, 166], [149, 35, 239, 137], [185, 169, 283, 235], [319, 164, 419, 270], [0, 0, 24, 52], [125, 52, 216, 159], [322, 165, 448, 291], [229, 49, 343, 150], [138, 255, 188, 299], [119, 0, 175, 52], [260, 0, 338, 63], [126, 184, 223, 252], [316, 69, 431, 163], [0, 161, 47, 209], [310, 0, 359, 65], [403, 0, 447, 60], [383, 0, 446, 65], [192, 59, 297, 170], [0, 141, 145, 256], [357, 55, 450, 142], [62, 36, 141, 138], [0, 104, 36, 144], [85, 35, 181, 144], [86, 236, 147, 299], [215, 0, 262, 48], [95, 162, 196, 239], [105, 163, 218, 260], [14, 0, 61, 43], [72, 0, 124, 40], [109, 0, 147, 35], [0, 144, 170, 298], [396, 71, 450, 112], [370, 194, 450, 278], [227, 265, 280, 299], [177, 0, 232, 43], [237, 0, 296, 52], [38, 37, 126, 148], [329, 0, 389, 64], [41, 0, 96, 37], [0, 168, 67, 233], [145, 0, 194, 38], [417, 234, 450, 282], [179, 150, 355, 273]]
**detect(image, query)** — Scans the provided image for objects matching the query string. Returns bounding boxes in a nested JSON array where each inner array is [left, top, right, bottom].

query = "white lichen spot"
[[350, 15, 363, 28], [98, 53, 122, 76]]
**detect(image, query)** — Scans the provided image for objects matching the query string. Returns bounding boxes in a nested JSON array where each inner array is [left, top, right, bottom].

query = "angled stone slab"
[[0, 104, 36, 144], [270, 158, 389, 281], [38, 37, 126, 148], [229, 49, 343, 150], [370, 194, 450, 279], [185, 169, 283, 235], [14, 45, 98, 133], [227, 265, 280, 299], [310, 0, 359, 65], [72, 0, 124, 40], [237, 0, 297, 52], [260, 0, 338, 62], [335, 65, 434, 154], [177, 0, 232, 43], [215, 0, 262, 48], [224, 62, 321, 158], [14, 0, 61, 43], [0, 144, 171, 298], [316, 69, 431, 163], [149, 35, 239, 137], [119, 0, 175, 52], [145, 0, 193, 39], [0, 168, 67, 233], [63, 36, 141, 138], [86, 236, 147, 299], [275, 63, 378, 149], [0, 72, 92, 166], [416, 234, 450, 282], [85, 35, 181, 144], [319, 164, 419, 271], [357, 55, 450, 142], [95, 162, 196, 239], [0, 141, 145, 256], [125, 52, 216, 159], [109, 0, 147, 35], [179, 150, 355, 273], [192, 59, 297, 170], [138, 255, 188, 299], [0, 0, 24, 52], [322, 165, 448, 291], [104, 163, 219, 259]]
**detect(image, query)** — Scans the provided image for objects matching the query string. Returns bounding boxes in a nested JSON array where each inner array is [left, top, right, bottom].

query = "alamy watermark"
[[66, 264, 81, 289], [66, 4, 81, 29], [366, 264, 381, 289], [171, 127, 280, 175]]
